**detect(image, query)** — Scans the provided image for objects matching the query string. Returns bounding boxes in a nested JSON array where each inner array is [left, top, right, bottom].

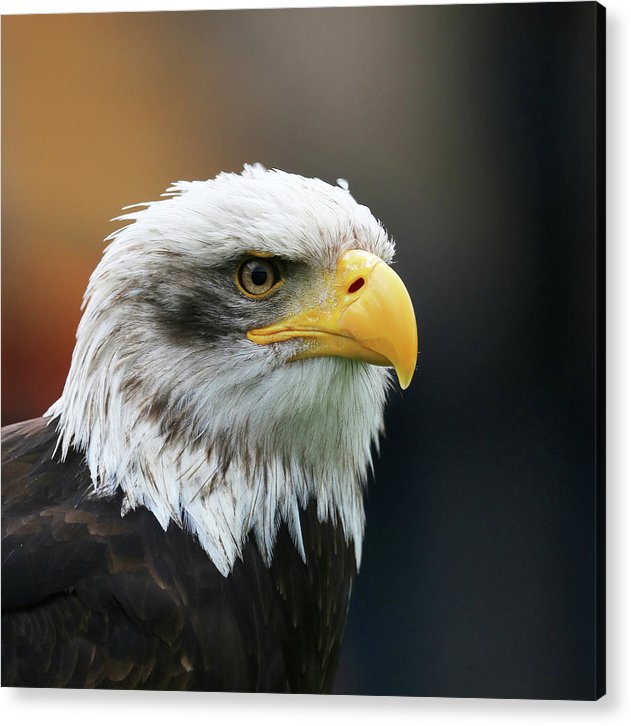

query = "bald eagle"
[[1, 165, 417, 692]]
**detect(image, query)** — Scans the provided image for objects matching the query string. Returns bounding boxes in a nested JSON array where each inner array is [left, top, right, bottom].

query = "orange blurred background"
[[2, 12, 239, 422]]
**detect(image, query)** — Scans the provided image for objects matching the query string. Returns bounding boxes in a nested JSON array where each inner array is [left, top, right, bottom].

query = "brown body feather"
[[1, 418, 356, 692]]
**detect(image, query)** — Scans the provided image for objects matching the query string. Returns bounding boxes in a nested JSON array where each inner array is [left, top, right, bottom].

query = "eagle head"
[[48, 165, 418, 575]]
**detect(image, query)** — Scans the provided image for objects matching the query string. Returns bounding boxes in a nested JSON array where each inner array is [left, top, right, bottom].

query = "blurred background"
[[2, 3, 602, 699]]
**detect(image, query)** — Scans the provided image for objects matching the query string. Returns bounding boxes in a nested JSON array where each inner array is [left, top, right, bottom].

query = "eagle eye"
[[236, 257, 283, 298]]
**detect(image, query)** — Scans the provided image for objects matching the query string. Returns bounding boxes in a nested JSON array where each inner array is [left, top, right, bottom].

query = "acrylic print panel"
[[1, 1, 605, 699]]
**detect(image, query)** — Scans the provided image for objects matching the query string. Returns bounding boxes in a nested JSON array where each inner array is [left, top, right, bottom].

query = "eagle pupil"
[[251, 266, 268, 287]]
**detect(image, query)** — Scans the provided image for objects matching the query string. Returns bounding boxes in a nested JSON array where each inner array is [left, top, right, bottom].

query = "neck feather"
[[47, 322, 390, 575]]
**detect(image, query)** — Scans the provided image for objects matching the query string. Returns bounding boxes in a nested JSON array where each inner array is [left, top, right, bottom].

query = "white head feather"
[[47, 165, 395, 576]]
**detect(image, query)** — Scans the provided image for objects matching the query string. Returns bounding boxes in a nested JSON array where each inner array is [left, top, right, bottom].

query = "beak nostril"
[[348, 277, 365, 294]]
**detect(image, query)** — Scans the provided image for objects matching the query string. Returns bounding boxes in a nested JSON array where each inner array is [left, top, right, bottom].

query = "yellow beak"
[[247, 249, 418, 389]]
